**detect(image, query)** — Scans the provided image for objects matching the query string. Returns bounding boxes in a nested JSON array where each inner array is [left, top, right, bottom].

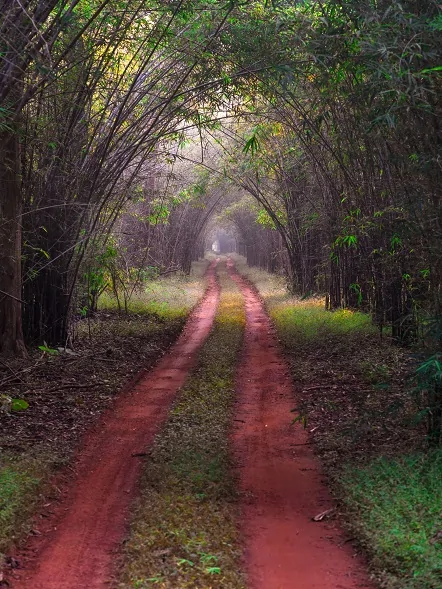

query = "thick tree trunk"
[[0, 130, 27, 356]]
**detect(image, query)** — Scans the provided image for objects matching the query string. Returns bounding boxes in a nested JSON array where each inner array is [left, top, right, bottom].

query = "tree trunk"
[[0, 129, 27, 356]]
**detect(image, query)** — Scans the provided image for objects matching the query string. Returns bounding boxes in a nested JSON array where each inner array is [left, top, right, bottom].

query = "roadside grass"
[[118, 262, 246, 589], [229, 254, 376, 346], [0, 261, 208, 571], [341, 451, 442, 589], [270, 304, 376, 345], [99, 260, 209, 320], [231, 255, 435, 589], [0, 456, 49, 561], [83, 261, 209, 339]]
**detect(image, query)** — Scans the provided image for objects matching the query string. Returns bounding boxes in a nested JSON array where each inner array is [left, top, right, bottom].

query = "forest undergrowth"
[[0, 261, 208, 566], [117, 261, 245, 589], [232, 255, 442, 589]]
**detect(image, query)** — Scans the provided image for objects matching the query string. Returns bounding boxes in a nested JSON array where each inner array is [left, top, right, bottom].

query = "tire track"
[[229, 259, 373, 589]]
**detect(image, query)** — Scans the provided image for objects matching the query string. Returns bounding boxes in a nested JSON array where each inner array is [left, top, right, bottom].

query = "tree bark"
[[0, 129, 27, 356]]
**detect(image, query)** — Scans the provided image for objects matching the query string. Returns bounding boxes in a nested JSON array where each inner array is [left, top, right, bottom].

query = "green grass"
[[0, 456, 49, 560], [99, 261, 209, 320], [118, 262, 246, 589], [341, 451, 442, 589], [270, 304, 376, 344], [229, 253, 376, 345]]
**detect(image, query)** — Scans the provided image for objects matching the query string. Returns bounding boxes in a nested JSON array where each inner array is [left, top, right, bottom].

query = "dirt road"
[[9, 258, 374, 589], [229, 259, 373, 589]]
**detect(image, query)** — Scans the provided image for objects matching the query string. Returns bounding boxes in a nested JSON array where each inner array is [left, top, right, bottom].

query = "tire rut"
[[229, 259, 374, 589]]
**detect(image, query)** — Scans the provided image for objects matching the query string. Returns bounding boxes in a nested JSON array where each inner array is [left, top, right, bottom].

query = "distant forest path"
[[11, 259, 373, 589], [11, 262, 220, 589]]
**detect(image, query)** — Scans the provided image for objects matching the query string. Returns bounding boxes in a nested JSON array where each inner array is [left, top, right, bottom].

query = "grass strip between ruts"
[[117, 263, 246, 589]]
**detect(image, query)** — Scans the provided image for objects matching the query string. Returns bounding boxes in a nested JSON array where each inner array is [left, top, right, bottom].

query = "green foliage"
[[38, 344, 59, 355], [0, 458, 47, 557], [290, 412, 308, 429], [1, 395, 29, 413], [23, 243, 50, 261], [206, 566, 221, 575], [84, 245, 118, 311], [341, 452, 442, 589], [148, 201, 170, 226], [243, 128, 260, 156], [11, 399, 29, 411], [271, 304, 375, 347], [413, 353, 442, 446], [416, 354, 442, 385], [255, 207, 285, 229], [349, 283, 363, 306], [334, 234, 358, 249], [99, 268, 207, 320]]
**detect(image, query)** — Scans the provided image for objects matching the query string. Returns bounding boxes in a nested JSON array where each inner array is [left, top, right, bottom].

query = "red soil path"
[[11, 261, 220, 589], [229, 259, 374, 589]]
